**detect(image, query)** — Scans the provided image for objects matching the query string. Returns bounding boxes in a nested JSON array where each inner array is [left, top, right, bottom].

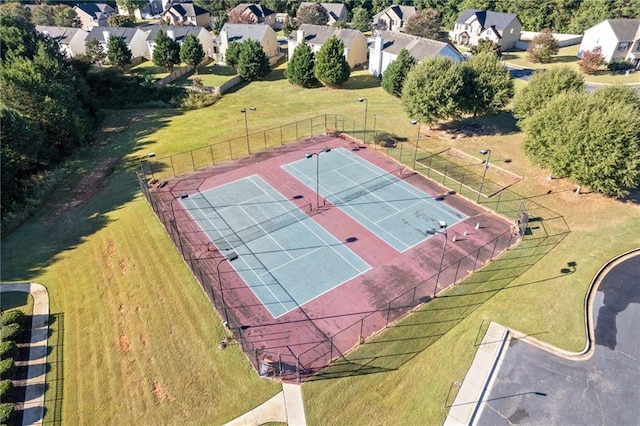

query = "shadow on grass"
[[306, 225, 570, 382], [0, 109, 180, 281], [439, 112, 520, 137], [341, 74, 382, 90]]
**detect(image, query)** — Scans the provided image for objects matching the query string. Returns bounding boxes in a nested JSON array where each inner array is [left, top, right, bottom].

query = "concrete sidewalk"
[[224, 382, 307, 426], [1, 282, 50, 426]]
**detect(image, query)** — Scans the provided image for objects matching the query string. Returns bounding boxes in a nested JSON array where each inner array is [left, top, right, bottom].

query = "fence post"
[[359, 318, 364, 342], [454, 260, 462, 283], [280, 127, 283, 145], [210, 145, 215, 165], [324, 114, 327, 130], [310, 118, 313, 136], [296, 354, 301, 383], [386, 302, 391, 325], [330, 336, 334, 361], [263, 130, 267, 149], [473, 248, 482, 271], [170, 156, 175, 177], [190, 150, 195, 171], [412, 287, 417, 306], [490, 235, 500, 259], [228, 140, 233, 159], [295, 121, 298, 139]]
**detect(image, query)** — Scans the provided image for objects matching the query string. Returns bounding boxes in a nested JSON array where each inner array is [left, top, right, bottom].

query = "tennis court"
[[282, 148, 467, 252], [180, 175, 370, 318]]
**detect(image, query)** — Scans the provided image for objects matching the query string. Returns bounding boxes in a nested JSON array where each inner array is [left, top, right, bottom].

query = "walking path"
[[1, 282, 49, 426], [224, 382, 307, 426]]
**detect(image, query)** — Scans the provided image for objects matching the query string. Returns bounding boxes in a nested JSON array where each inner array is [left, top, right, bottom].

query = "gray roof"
[[604, 19, 640, 41], [455, 9, 519, 30], [293, 24, 362, 47], [299, 2, 347, 21], [221, 23, 270, 43], [145, 25, 205, 42], [373, 5, 416, 20], [230, 3, 275, 18], [74, 3, 115, 19], [36, 26, 86, 44], [168, 3, 209, 18], [375, 30, 462, 61], [86, 26, 144, 44]]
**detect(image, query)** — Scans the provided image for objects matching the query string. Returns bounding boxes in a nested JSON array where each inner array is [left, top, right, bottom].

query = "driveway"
[[477, 252, 640, 425]]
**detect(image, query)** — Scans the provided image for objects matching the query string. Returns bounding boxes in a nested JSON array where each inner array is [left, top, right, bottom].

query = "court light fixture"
[[305, 148, 332, 210], [358, 98, 368, 145], [427, 221, 447, 298], [240, 106, 256, 154], [478, 149, 491, 203], [217, 251, 239, 327]]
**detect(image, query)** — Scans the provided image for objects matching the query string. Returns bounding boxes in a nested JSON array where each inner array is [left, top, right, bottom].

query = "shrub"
[[180, 92, 220, 110], [0, 403, 14, 425], [0, 323, 22, 341], [0, 341, 17, 359], [1, 310, 25, 327], [0, 358, 16, 381], [0, 380, 14, 401], [608, 59, 633, 72], [374, 132, 398, 147]]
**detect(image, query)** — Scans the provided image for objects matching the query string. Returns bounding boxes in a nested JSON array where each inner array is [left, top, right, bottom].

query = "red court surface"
[[149, 135, 516, 381]]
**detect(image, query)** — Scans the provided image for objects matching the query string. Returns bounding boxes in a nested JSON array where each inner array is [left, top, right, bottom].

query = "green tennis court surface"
[[180, 175, 370, 318], [282, 148, 467, 252]]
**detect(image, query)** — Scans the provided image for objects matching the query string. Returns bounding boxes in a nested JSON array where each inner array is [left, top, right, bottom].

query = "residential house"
[[452, 9, 521, 51], [146, 25, 216, 58], [36, 26, 88, 58], [117, 0, 163, 20], [369, 31, 463, 77], [228, 3, 276, 29], [288, 24, 367, 68], [578, 19, 640, 69], [162, 2, 211, 27], [73, 3, 117, 30], [86, 26, 151, 59], [298, 2, 348, 25], [372, 5, 416, 33], [218, 23, 278, 62]]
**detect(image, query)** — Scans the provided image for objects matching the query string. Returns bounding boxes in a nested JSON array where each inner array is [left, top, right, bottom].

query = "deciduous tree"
[[108, 15, 134, 27], [107, 34, 132, 70], [296, 3, 329, 25], [180, 33, 204, 73], [381, 48, 415, 97], [115, 0, 147, 19], [285, 41, 316, 87], [152, 29, 180, 72], [578, 46, 606, 74], [404, 8, 442, 39], [526, 29, 559, 63], [470, 38, 501, 58], [236, 39, 270, 81], [314, 35, 350, 87], [85, 38, 106, 69], [0, 2, 31, 20], [459, 51, 513, 117]]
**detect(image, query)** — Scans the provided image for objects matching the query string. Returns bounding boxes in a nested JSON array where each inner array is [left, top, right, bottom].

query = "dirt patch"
[[105, 240, 115, 268], [119, 257, 130, 275], [119, 335, 130, 352], [152, 380, 174, 403]]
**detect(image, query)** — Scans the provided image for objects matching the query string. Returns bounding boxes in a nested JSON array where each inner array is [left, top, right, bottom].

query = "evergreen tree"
[[85, 38, 106, 69], [107, 34, 132, 70], [459, 51, 514, 117], [314, 35, 350, 87], [381, 48, 415, 97], [285, 41, 316, 87], [470, 38, 501, 58], [152, 29, 180, 72], [180, 33, 204, 74], [351, 6, 370, 32], [224, 41, 241, 68], [236, 39, 270, 81]]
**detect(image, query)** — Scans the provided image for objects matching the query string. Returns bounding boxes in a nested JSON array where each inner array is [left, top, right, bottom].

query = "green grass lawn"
[[1, 62, 639, 425], [128, 60, 172, 80], [502, 45, 640, 84], [173, 63, 237, 88]]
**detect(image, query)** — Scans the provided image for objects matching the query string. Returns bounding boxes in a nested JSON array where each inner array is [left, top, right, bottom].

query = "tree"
[[227, 8, 255, 24], [401, 56, 464, 127], [282, 15, 298, 37], [470, 38, 501, 58], [578, 46, 606, 75], [527, 29, 559, 63], [314, 35, 350, 87], [521, 87, 640, 197], [351, 6, 370, 32], [180, 33, 204, 73], [285, 41, 316, 87], [107, 34, 132, 70], [224, 41, 242, 68], [30, 5, 55, 26], [512, 67, 584, 121], [85, 38, 106, 69], [0, 2, 31, 20], [115, 0, 147, 19], [52, 4, 81, 27], [296, 3, 329, 25], [108, 15, 134, 27], [404, 8, 442, 39], [212, 13, 227, 35], [459, 51, 514, 117], [236, 39, 270, 81], [568, 0, 611, 34], [381, 48, 415, 97], [152, 29, 180, 72]]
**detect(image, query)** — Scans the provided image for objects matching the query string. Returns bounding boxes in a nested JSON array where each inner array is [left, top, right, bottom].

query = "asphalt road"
[[477, 253, 640, 425]]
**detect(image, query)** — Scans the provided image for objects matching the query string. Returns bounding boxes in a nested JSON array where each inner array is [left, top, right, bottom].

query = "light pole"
[[217, 251, 239, 327], [140, 152, 156, 182], [410, 120, 421, 170], [426, 221, 447, 298], [478, 149, 491, 203], [358, 98, 368, 145], [305, 147, 331, 210], [240, 106, 256, 154]]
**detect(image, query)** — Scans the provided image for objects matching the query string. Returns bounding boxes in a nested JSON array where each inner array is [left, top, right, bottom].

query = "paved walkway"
[[1, 283, 49, 426], [224, 382, 307, 426]]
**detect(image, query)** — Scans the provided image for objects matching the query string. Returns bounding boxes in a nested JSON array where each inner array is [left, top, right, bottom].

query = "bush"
[[608, 59, 633, 72], [180, 92, 220, 110], [1, 310, 25, 327], [0, 341, 17, 359], [0, 323, 22, 341], [0, 403, 14, 425], [0, 380, 14, 401], [374, 132, 398, 147], [0, 358, 16, 381]]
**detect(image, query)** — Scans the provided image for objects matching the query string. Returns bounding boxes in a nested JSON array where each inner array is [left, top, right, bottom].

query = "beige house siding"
[[219, 24, 278, 63], [288, 26, 367, 68]]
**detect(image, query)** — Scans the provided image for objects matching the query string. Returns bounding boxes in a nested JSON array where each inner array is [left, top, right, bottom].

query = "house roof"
[[230, 3, 275, 19], [36, 26, 86, 44], [292, 24, 363, 47], [221, 23, 271, 43], [603, 19, 640, 41], [167, 3, 209, 18], [373, 5, 416, 21], [299, 2, 347, 21], [374, 30, 462, 61], [74, 3, 115, 19], [455, 8, 518, 30], [86, 26, 145, 44], [145, 25, 206, 43]]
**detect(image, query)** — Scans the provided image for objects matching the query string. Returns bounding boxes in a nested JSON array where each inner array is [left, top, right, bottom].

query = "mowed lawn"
[[1, 63, 639, 425]]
